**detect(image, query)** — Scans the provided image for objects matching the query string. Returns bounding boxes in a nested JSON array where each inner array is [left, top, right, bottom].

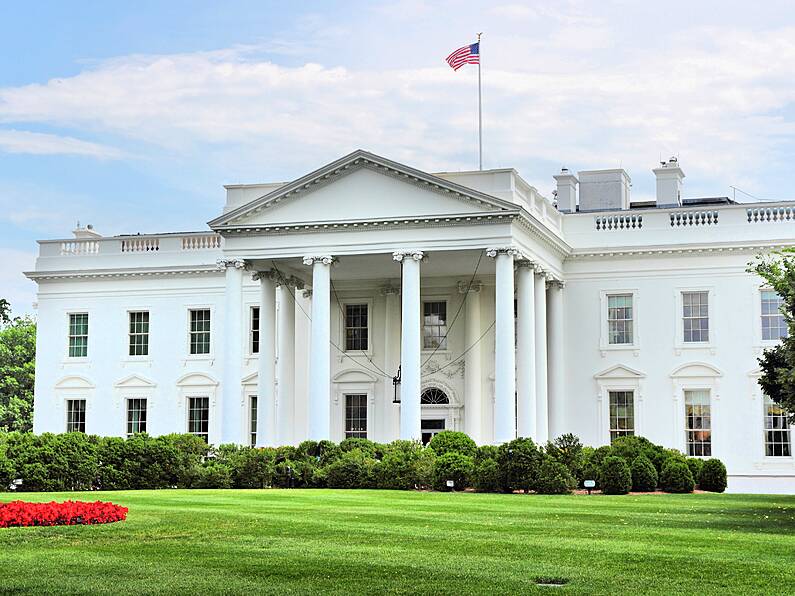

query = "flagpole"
[[477, 32, 483, 171]]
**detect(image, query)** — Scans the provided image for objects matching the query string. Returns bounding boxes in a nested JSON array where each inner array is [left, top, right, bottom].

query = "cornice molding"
[[568, 241, 795, 260], [25, 265, 221, 281]]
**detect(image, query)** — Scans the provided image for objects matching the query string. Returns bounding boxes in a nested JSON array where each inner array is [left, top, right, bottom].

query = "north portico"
[[209, 149, 568, 446]]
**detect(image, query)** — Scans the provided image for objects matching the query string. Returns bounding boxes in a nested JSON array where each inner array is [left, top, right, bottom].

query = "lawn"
[[1, 490, 794, 595]]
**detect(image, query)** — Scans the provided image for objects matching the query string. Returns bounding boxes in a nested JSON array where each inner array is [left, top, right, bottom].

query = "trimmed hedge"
[[699, 459, 727, 493], [660, 460, 695, 493], [630, 455, 658, 492], [599, 456, 632, 495], [535, 458, 576, 495], [433, 452, 473, 491], [428, 431, 477, 458]]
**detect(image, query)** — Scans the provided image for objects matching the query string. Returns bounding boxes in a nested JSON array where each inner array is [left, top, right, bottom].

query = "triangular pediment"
[[209, 150, 518, 229], [594, 364, 646, 379], [114, 374, 157, 388]]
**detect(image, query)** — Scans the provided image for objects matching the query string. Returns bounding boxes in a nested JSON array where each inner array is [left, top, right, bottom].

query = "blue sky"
[[3, 0, 795, 313]]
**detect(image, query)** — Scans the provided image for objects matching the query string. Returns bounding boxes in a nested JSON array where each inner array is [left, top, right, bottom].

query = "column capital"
[[277, 274, 305, 289], [547, 278, 566, 289], [392, 250, 424, 262], [216, 257, 247, 271], [486, 246, 521, 259], [251, 269, 278, 282], [302, 255, 335, 266], [380, 285, 401, 296], [302, 288, 313, 299], [457, 280, 483, 294], [515, 259, 536, 270]]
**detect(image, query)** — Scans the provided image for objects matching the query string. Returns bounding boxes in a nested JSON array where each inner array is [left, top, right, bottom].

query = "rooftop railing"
[[41, 233, 224, 258]]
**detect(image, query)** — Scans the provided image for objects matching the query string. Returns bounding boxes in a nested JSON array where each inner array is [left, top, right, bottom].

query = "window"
[[68, 313, 89, 357], [188, 396, 209, 441], [764, 395, 791, 457], [423, 301, 448, 350], [345, 394, 367, 439], [344, 303, 368, 351], [250, 395, 258, 447], [126, 398, 147, 436], [682, 291, 709, 343], [66, 399, 86, 433], [128, 311, 150, 356], [250, 307, 260, 354], [607, 294, 633, 345], [609, 391, 634, 442], [685, 389, 711, 456], [189, 309, 211, 355], [421, 419, 445, 445], [421, 388, 449, 405], [761, 290, 788, 341]]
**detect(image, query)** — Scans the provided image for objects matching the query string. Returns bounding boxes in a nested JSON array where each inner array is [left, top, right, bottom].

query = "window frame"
[[249, 305, 260, 356], [186, 306, 214, 359], [127, 310, 150, 358], [422, 298, 450, 352], [187, 395, 210, 442], [608, 389, 635, 442], [344, 393, 368, 439], [65, 398, 86, 433], [763, 394, 792, 458], [249, 394, 258, 447], [760, 288, 788, 344], [342, 301, 370, 353], [126, 397, 148, 437], [66, 312, 90, 360], [599, 290, 639, 352], [684, 388, 712, 457], [675, 287, 715, 351]]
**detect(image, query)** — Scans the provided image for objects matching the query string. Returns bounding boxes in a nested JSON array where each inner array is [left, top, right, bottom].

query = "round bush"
[[630, 455, 658, 492], [338, 438, 378, 457], [598, 456, 632, 495], [472, 458, 500, 493], [193, 461, 232, 489], [376, 440, 424, 490], [497, 437, 543, 493], [428, 431, 477, 458], [686, 458, 704, 486], [699, 459, 727, 493], [433, 452, 473, 491], [535, 458, 576, 495], [660, 460, 695, 493], [325, 449, 377, 489]]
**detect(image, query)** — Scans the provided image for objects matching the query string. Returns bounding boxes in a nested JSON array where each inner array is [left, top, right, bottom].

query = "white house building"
[[26, 150, 795, 493]]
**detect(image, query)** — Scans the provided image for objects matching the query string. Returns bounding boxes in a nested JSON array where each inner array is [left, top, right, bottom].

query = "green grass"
[[1, 490, 794, 595]]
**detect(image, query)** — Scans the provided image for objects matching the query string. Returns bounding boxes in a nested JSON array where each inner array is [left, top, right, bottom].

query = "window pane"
[[66, 399, 86, 433], [685, 390, 712, 456], [422, 301, 448, 350], [68, 313, 89, 357], [251, 307, 260, 354], [188, 396, 209, 442], [129, 311, 150, 356], [682, 292, 709, 343], [250, 395, 258, 447], [344, 304, 368, 351], [607, 294, 633, 345], [764, 395, 791, 456], [345, 394, 367, 439], [609, 391, 634, 442], [190, 309, 211, 354], [126, 398, 147, 436], [761, 291, 788, 341]]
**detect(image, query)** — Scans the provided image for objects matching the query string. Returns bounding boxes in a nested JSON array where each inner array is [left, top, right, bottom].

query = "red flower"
[[0, 501, 128, 528]]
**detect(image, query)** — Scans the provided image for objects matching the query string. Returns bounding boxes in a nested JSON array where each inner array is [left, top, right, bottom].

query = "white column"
[[459, 280, 483, 443], [516, 262, 537, 439], [254, 270, 277, 447], [219, 257, 246, 444], [277, 281, 298, 445], [303, 255, 333, 441], [393, 250, 423, 441], [382, 285, 401, 441], [534, 268, 549, 443], [488, 247, 518, 444], [547, 280, 565, 440]]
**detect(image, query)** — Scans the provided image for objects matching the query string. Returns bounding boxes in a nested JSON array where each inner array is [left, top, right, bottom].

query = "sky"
[[3, 0, 795, 314]]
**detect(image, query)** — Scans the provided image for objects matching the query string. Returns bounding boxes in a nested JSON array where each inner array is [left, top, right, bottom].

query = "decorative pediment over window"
[[175, 372, 219, 387], [670, 362, 723, 379], [332, 369, 378, 384], [209, 149, 518, 230], [241, 372, 259, 386], [54, 375, 95, 389], [113, 374, 157, 389], [593, 364, 646, 380]]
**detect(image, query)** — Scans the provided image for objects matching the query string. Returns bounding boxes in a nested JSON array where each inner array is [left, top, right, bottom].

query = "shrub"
[[0, 449, 13, 490], [225, 447, 275, 488], [474, 445, 499, 464], [630, 455, 658, 492], [598, 456, 632, 495], [686, 458, 704, 487], [545, 434, 584, 478], [580, 445, 613, 488], [376, 441, 425, 490], [428, 431, 477, 458], [433, 452, 473, 491], [497, 437, 543, 493], [660, 460, 695, 493], [699, 459, 727, 493], [339, 438, 378, 457], [472, 458, 500, 493], [193, 461, 233, 489], [325, 449, 377, 489], [535, 458, 576, 495]]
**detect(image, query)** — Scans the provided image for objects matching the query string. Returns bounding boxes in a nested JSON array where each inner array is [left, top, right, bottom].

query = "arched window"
[[421, 387, 449, 405]]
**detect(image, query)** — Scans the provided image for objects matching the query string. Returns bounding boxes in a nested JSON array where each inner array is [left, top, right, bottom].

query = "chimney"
[[553, 168, 578, 213], [72, 222, 102, 239], [577, 169, 631, 212], [653, 157, 684, 207]]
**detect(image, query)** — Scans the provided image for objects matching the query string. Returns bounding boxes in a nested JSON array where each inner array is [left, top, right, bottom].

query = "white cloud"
[[0, 129, 123, 159]]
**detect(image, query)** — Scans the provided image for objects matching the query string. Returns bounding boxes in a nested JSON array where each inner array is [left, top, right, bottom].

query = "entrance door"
[[421, 419, 445, 445]]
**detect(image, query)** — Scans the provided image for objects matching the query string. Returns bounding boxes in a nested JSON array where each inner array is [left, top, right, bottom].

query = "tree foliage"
[[751, 249, 795, 420], [0, 316, 36, 432]]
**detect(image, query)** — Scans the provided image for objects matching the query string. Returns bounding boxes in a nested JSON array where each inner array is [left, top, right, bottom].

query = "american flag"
[[446, 42, 479, 71]]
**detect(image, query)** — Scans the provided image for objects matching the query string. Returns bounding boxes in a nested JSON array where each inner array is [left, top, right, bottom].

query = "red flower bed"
[[0, 500, 128, 528]]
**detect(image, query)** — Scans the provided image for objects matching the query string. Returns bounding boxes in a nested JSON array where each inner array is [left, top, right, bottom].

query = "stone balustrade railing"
[[43, 233, 224, 258]]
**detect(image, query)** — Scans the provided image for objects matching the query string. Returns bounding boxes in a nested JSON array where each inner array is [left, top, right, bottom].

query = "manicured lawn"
[[1, 490, 793, 594]]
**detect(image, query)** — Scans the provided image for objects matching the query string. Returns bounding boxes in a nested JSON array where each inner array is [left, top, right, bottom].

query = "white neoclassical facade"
[[27, 150, 795, 493]]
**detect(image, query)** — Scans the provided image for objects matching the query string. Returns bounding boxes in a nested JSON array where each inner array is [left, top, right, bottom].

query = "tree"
[[750, 249, 795, 421], [0, 299, 9, 325], [0, 316, 36, 432]]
